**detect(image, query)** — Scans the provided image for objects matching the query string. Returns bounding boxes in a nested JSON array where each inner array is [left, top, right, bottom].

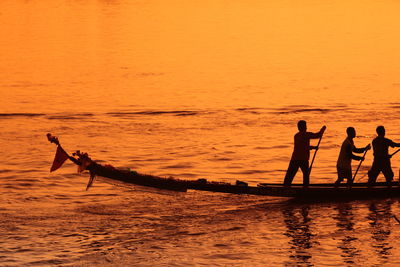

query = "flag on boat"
[[50, 145, 69, 172]]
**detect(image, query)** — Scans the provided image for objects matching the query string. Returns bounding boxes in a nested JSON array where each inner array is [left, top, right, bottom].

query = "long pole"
[[390, 148, 400, 158], [309, 134, 323, 175], [352, 149, 369, 182]]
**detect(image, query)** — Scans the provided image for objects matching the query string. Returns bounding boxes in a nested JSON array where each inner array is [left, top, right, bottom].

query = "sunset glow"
[[1, 0, 400, 265]]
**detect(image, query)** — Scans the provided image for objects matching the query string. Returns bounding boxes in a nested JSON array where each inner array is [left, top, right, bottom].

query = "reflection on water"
[[334, 203, 360, 264], [279, 200, 400, 266], [283, 205, 315, 266], [2, 188, 400, 265], [368, 200, 393, 262]]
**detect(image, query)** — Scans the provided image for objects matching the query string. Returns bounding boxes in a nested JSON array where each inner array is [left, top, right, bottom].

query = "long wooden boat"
[[47, 134, 400, 199], [256, 182, 400, 199]]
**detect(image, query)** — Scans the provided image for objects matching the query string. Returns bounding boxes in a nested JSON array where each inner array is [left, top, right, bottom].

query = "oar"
[[352, 148, 369, 182], [390, 148, 400, 158], [309, 134, 324, 175], [393, 214, 400, 224]]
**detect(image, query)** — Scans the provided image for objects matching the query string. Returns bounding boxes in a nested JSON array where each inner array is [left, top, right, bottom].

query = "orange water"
[[1, 0, 400, 266]]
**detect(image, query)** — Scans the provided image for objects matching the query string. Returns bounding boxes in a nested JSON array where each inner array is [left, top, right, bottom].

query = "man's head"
[[346, 127, 356, 138], [376, 126, 385, 137], [297, 120, 307, 132]]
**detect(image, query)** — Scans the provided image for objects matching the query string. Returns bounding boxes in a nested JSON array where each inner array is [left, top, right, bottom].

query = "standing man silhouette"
[[284, 120, 326, 187], [368, 126, 400, 186], [335, 127, 370, 186]]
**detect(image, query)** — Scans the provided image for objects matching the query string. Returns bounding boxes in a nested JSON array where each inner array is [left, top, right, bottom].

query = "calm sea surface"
[[1, 0, 400, 266]]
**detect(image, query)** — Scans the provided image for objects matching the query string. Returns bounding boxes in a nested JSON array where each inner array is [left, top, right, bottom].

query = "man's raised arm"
[[308, 125, 327, 139]]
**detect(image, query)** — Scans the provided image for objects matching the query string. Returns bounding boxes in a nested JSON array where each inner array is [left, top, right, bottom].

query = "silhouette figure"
[[284, 120, 326, 187], [335, 127, 370, 186], [368, 126, 400, 186]]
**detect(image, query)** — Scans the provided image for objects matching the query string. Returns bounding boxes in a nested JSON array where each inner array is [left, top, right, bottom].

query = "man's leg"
[[347, 175, 354, 186], [381, 160, 394, 185], [284, 161, 299, 186], [335, 166, 347, 186], [368, 161, 380, 186], [342, 169, 353, 186], [299, 161, 310, 187]]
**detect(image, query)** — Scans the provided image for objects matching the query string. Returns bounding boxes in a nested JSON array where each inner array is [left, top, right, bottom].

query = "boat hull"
[[87, 163, 400, 199], [255, 184, 400, 199], [87, 163, 188, 192], [48, 135, 400, 200]]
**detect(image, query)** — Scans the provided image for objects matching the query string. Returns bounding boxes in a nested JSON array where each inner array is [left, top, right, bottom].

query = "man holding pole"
[[284, 120, 326, 187], [368, 126, 400, 186], [335, 127, 370, 186]]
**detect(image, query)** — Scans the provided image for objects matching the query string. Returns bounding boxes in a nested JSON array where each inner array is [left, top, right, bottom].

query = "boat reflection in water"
[[279, 199, 398, 266], [282, 205, 315, 266], [367, 200, 394, 262], [334, 203, 360, 264]]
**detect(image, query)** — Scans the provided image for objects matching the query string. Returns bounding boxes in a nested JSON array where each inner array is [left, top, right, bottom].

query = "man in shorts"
[[335, 127, 370, 186]]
